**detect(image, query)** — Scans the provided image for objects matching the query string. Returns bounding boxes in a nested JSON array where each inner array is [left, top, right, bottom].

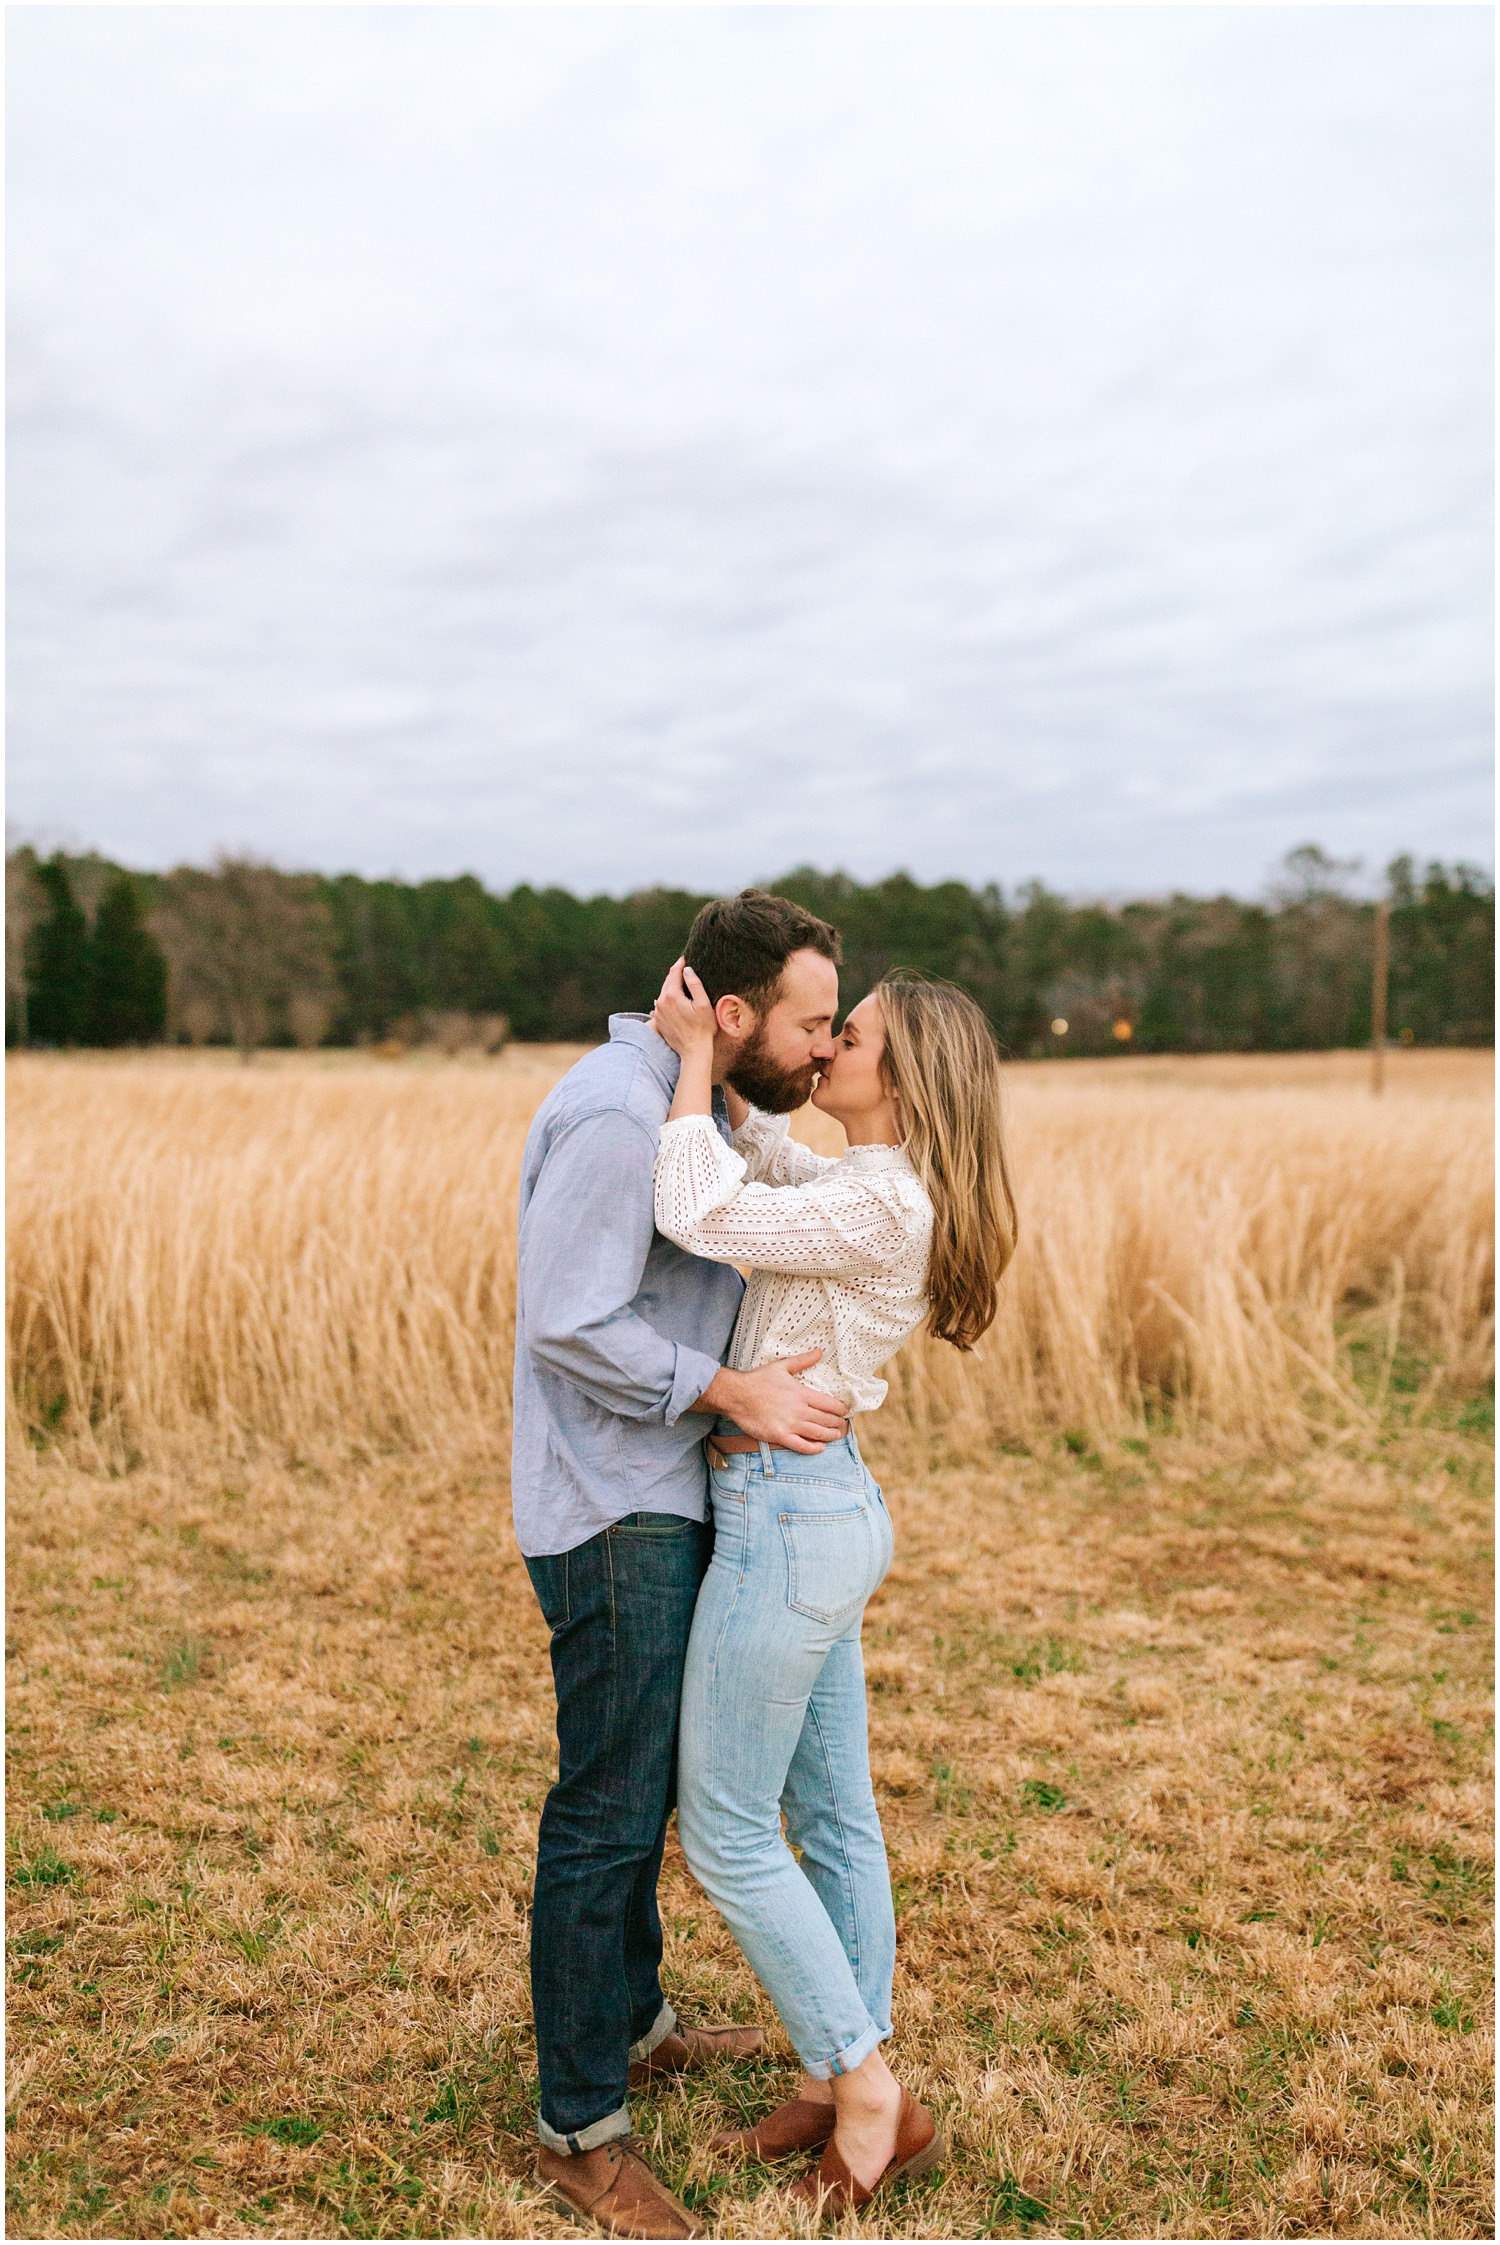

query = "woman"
[[650, 962, 1018, 2217]]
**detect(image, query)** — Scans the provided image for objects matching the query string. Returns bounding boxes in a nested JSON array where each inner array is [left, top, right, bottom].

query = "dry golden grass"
[[8, 1046, 1493, 1464], [6, 1048, 1494, 2240]]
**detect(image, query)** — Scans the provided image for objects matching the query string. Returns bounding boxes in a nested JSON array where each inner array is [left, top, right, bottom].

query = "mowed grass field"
[[6, 1046, 1494, 2241]]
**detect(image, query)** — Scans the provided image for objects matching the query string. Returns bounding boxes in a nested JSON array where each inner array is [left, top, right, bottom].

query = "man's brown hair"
[[683, 889, 842, 1010]]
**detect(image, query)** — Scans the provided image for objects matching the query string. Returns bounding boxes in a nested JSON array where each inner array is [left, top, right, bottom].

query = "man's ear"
[[714, 993, 756, 1042]]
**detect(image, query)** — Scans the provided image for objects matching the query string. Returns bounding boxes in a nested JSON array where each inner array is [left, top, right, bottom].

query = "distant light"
[[1400, 1027, 1414, 1044], [1051, 1018, 1068, 1036], [1112, 1019, 1133, 1042]]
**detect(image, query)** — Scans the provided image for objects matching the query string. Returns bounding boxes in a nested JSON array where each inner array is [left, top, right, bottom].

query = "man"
[[514, 888, 848, 2239]]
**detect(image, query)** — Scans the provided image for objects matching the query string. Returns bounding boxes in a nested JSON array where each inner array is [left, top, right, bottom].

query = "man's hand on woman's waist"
[[689, 1351, 849, 1455]]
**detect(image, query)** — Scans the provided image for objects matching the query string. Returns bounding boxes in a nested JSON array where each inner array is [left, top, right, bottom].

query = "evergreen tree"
[[18, 847, 1491, 1054], [24, 856, 90, 1045], [1387, 857, 1495, 1045], [88, 873, 168, 1045]]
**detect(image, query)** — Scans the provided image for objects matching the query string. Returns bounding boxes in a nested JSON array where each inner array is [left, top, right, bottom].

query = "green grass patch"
[[246, 2115, 322, 2147], [8, 1846, 77, 1889], [161, 1635, 211, 1691], [985, 2172, 1052, 2230]]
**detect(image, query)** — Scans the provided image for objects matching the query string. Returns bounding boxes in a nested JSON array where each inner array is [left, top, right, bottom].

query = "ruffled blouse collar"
[[840, 1143, 913, 1171]]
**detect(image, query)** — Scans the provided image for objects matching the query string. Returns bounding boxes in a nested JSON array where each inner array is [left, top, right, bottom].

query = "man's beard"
[[726, 1023, 820, 1115]]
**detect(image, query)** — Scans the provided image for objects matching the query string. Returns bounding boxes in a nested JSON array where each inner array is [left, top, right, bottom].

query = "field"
[[6, 1046, 1494, 2240]]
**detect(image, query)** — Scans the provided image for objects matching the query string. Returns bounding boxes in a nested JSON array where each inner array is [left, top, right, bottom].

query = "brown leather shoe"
[[710, 2094, 837, 2162], [788, 2087, 945, 2216], [535, 2139, 703, 2239], [627, 2021, 765, 2087]]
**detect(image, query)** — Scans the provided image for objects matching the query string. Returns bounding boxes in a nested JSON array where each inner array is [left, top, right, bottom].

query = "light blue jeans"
[[676, 1430, 897, 2079]]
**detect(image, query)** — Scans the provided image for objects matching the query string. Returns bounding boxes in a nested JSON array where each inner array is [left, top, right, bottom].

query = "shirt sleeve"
[[520, 1108, 725, 1423], [655, 1115, 920, 1278], [731, 1107, 842, 1186]]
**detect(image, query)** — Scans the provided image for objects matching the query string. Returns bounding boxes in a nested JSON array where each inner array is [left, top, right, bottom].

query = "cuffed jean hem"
[[535, 2004, 676, 2149], [629, 2001, 677, 2063], [537, 2105, 632, 2155], [800, 2017, 889, 2083]]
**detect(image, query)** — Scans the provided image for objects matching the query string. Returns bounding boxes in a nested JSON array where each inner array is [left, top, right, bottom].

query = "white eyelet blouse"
[[653, 1107, 933, 1418]]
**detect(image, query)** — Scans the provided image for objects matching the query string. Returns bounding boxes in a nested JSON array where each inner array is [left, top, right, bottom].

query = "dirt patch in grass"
[[7, 1428, 1492, 2239]]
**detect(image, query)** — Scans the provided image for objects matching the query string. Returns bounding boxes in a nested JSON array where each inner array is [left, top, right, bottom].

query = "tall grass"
[[7, 1049, 1492, 1468]]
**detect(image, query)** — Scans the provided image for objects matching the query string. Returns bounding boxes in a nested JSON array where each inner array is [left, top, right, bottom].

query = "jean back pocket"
[[779, 1506, 877, 1625]]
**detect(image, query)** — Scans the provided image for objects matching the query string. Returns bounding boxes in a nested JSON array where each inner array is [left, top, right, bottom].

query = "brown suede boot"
[[710, 2093, 837, 2161], [788, 2087, 945, 2216], [535, 2139, 703, 2239], [627, 2021, 765, 2087]]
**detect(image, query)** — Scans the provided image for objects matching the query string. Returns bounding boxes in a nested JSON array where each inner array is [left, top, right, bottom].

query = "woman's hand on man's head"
[[651, 958, 717, 1058]]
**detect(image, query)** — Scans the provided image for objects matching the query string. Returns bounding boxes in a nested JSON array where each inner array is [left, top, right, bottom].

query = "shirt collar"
[[608, 1012, 732, 1135], [608, 1012, 679, 1093]]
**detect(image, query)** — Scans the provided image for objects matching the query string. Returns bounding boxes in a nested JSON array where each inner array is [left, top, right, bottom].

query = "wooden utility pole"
[[1372, 896, 1390, 1096]]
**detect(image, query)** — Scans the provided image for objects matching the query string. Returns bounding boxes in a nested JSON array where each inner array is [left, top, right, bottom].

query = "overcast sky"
[[7, 5, 1493, 900]]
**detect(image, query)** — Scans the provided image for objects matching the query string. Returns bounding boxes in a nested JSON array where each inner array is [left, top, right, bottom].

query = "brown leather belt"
[[706, 1435, 763, 1464]]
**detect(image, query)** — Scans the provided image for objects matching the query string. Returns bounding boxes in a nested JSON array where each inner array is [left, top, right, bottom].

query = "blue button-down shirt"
[[511, 1014, 746, 1557]]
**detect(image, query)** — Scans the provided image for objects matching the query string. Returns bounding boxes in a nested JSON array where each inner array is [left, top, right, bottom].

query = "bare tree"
[[287, 992, 334, 1051], [421, 1009, 478, 1056], [406, 1009, 512, 1057], [150, 857, 338, 1060], [52, 850, 114, 925], [179, 996, 218, 1047], [5, 849, 42, 1046]]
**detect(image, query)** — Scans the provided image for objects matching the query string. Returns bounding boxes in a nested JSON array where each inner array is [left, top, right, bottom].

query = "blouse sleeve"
[[655, 1115, 921, 1278], [731, 1107, 841, 1187]]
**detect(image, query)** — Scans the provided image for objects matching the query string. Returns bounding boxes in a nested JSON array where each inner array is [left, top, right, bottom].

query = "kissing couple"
[[512, 888, 1017, 2235]]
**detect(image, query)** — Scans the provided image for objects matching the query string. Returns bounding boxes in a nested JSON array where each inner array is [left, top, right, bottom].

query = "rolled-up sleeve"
[[520, 1108, 723, 1423]]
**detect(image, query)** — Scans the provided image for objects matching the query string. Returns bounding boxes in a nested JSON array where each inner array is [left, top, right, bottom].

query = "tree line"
[[5, 843, 1493, 1057]]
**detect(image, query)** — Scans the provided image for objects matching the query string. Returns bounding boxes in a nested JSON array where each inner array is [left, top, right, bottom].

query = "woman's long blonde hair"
[[877, 973, 1018, 1351]]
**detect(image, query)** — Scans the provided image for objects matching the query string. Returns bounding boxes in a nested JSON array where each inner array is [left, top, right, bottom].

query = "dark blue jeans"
[[524, 1510, 711, 2150]]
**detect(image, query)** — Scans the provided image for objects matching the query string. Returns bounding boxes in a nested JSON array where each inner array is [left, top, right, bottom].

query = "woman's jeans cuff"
[[630, 2001, 677, 2063], [537, 2104, 631, 2155], [801, 2017, 888, 2082]]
